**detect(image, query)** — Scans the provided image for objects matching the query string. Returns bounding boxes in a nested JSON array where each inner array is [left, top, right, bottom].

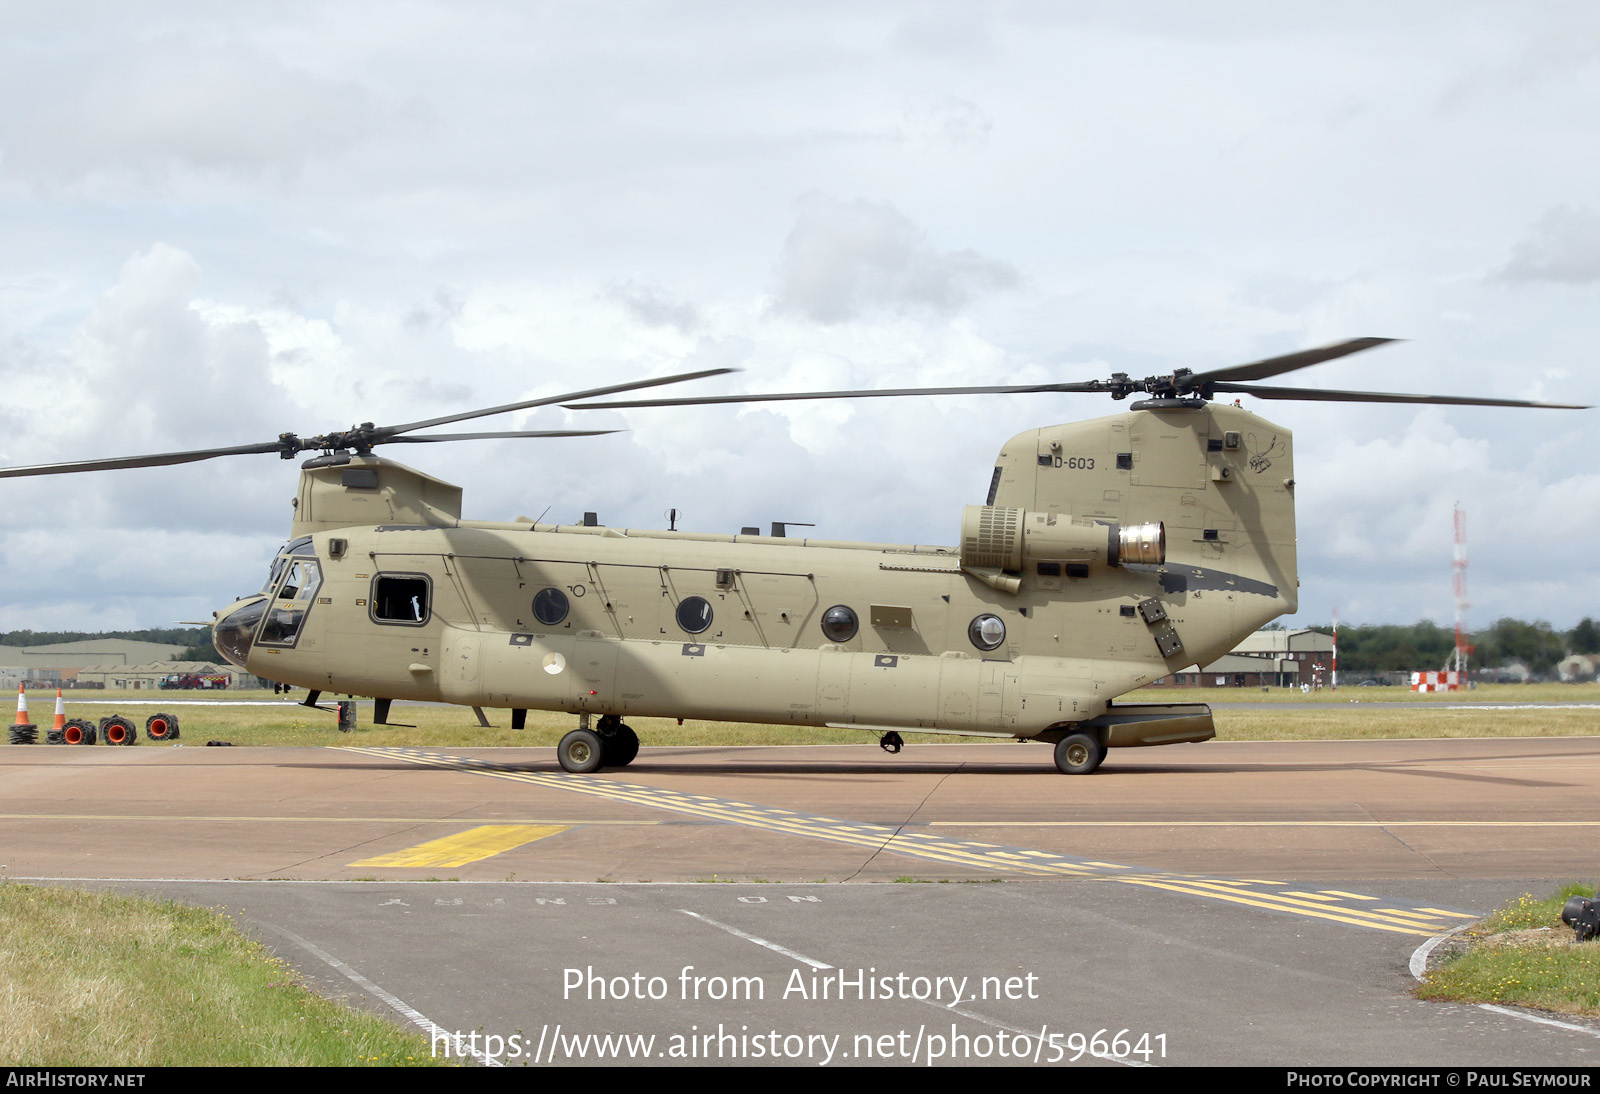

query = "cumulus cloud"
[[1496, 206, 1600, 284], [72, 243, 286, 448], [770, 195, 1019, 324]]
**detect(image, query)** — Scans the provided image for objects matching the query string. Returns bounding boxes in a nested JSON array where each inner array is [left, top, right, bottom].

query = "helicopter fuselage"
[[212, 400, 1298, 763]]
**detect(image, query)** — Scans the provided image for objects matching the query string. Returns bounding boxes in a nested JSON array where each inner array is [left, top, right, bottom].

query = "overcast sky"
[[1, 1, 1596, 636]]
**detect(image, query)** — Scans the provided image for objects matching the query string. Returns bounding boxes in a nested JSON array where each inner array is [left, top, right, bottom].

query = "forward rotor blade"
[[383, 429, 623, 443], [1211, 383, 1590, 409], [380, 368, 738, 436], [1188, 337, 1399, 386], [0, 441, 288, 479], [564, 380, 1111, 410]]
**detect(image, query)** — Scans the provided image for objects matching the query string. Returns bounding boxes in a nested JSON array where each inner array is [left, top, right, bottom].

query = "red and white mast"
[[1451, 502, 1471, 683], [1331, 607, 1338, 691]]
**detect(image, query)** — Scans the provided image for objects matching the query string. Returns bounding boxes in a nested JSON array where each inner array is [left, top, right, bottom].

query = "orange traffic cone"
[[8, 682, 36, 744], [52, 689, 66, 735]]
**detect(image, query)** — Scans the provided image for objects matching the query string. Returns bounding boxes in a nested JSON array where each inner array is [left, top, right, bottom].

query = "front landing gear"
[[878, 731, 904, 754], [1053, 731, 1106, 775], [557, 727, 604, 773], [557, 714, 641, 772]]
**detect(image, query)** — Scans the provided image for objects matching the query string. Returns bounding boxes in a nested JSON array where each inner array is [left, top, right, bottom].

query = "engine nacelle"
[[960, 506, 1164, 591]]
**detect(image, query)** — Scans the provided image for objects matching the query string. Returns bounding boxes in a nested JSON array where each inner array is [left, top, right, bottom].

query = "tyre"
[[145, 713, 180, 741], [63, 718, 97, 745], [557, 728, 604, 773], [101, 716, 137, 746], [603, 724, 640, 767], [1053, 731, 1104, 775]]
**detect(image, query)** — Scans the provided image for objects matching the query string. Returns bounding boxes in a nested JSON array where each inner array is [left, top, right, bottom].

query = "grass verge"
[[0, 883, 444, 1066], [1416, 883, 1600, 1017], [16, 682, 1595, 748]]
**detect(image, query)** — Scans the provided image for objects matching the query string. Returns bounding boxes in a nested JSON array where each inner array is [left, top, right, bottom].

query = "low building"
[[1148, 627, 1334, 688], [1154, 654, 1302, 689], [75, 661, 266, 690]]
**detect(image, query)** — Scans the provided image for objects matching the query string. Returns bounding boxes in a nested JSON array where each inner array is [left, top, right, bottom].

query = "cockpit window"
[[258, 559, 322, 648], [259, 539, 315, 592], [261, 555, 288, 594], [372, 574, 431, 626]]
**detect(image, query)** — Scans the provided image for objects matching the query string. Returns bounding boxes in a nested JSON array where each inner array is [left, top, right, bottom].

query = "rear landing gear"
[[1053, 731, 1106, 775], [602, 723, 640, 767], [878, 731, 904, 754]]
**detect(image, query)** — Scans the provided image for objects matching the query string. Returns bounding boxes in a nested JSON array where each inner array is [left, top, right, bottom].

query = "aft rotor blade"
[[0, 441, 289, 479], [379, 368, 738, 436], [564, 380, 1112, 410], [383, 429, 624, 443], [1211, 383, 1590, 409], [1187, 338, 1399, 387]]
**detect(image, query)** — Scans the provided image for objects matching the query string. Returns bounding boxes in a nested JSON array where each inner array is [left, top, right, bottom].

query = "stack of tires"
[[144, 713, 180, 741], [62, 719, 98, 745], [100, 716, 137, 746]]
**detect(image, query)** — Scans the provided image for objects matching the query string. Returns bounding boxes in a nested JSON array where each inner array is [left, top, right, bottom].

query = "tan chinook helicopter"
[[1, 338, 1583, 774]]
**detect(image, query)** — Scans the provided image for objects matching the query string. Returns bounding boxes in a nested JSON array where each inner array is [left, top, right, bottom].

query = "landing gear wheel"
[[557, 727, 605, 773], [879, 731, 904, 754], [603, 724, 640, 767], [1053, 732, 1105, 775]]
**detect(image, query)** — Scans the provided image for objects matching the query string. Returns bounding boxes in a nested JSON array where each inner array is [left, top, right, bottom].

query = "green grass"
[[1417, 884, 1600, 1017], [21, 682, 1595, 749], [0, 883, 445, 1066]]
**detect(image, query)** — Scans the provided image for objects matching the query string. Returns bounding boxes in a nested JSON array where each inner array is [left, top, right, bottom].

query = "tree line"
[[1310, 618, 1600, 676], [0, 627, 220, 664]]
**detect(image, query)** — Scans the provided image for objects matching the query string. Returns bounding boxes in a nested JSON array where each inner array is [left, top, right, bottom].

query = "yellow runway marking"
[[350, 824, 568, 868], [338, 746, 1478, 935]]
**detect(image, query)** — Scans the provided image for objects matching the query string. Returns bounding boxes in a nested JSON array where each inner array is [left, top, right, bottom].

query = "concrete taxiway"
[[6, 736, 1600, 1066]]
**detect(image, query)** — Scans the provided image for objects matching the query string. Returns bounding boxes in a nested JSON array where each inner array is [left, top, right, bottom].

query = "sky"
[[0, 1, 1597, 635]]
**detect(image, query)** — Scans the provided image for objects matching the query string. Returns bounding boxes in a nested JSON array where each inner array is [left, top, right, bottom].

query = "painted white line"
[[679, 910, 1150, 1066], [677, 909, 833, 969], [266, 922, 500, 1066], [58, 700, 312, 706], [1409, 926, 1600, 1040], [1477, 1004, 1600, 1036]]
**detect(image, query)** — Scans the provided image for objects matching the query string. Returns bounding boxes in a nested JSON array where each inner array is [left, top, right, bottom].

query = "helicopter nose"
[[212, 596, 268, 670]]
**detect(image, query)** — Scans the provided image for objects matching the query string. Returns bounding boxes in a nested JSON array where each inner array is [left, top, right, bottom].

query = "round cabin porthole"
[[969, 613, 1006, 651], [820, 605, 859, 642], [677, 595, 713, 634], [532, 586, 570, 626]]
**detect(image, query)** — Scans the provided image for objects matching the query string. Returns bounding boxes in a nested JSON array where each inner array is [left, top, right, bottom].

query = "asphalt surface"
[[6, 734, 1600, 1067]]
